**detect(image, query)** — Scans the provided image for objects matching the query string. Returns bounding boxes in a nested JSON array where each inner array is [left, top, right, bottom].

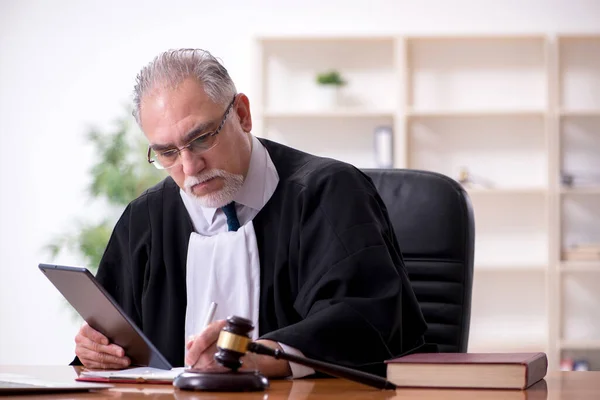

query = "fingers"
[[80, 322, 109, 346], [189, 350, 220, 371], [75, 323, 130, 369], [75, 340, 130, 369], [78, 355, 130, 370], [185, 320, 227, 367], [75, 333, 127, 358], [186, 335, 196, 351]]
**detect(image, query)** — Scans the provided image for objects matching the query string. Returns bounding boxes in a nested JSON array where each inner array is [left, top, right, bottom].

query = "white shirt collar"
[[194, 135, 278, 227]]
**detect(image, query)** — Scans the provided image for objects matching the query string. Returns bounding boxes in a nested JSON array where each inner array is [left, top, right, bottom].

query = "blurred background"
[[1, 0, 599, 371]]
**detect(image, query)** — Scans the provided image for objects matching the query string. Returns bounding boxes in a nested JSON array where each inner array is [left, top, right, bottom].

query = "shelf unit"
[[256, 36, 400, 169], [555, 34, 600, 371], [255, 33, 600, 371]]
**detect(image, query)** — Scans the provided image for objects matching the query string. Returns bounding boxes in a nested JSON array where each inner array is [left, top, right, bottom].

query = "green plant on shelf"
[[316, 70, 346, 86]]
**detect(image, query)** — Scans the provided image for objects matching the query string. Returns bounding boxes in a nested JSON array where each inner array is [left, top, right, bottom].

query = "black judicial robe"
[[90, 138, 428, 376]]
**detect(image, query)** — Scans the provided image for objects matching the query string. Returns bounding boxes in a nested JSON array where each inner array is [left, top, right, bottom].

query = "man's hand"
[[186, 320, 291, 378], [185, 319, 228, 371], [74, 322, 130, 369]]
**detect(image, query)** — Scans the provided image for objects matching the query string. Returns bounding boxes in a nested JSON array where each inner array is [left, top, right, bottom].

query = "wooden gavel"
[[175, 315, 396, 391]]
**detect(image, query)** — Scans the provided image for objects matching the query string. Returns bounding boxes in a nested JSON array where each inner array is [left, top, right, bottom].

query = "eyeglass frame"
[[146, 94, 237, 169]]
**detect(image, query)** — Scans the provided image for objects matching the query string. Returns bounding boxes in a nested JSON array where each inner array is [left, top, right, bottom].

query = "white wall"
[[1, 0, 599, 365]]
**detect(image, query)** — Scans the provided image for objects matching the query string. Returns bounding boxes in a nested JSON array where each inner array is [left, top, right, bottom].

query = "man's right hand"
[[75, 322, 131, 369]]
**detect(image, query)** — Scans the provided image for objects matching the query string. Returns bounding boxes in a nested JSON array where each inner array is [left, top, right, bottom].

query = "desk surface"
[[1, 365, 599, 399]]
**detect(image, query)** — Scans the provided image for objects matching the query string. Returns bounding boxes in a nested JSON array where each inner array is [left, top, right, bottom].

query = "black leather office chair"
[[363, 169, 475, 353]]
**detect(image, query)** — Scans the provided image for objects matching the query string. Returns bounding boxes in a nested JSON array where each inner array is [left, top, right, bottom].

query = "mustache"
[[184, 170, 230, 191], [182, 169, 245, 208]]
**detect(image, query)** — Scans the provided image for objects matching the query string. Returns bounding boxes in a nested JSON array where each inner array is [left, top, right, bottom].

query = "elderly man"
[[73, 48, 427, 378]]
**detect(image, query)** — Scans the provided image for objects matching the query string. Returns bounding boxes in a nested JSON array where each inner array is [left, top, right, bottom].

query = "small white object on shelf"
[[314, 85, 340, 109], [562, 243, 600, 262], [314, 69, 346, 110], [373, 126, 393, 168]]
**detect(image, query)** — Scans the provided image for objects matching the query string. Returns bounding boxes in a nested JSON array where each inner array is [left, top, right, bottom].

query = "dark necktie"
[[221, 202, 240, 232]]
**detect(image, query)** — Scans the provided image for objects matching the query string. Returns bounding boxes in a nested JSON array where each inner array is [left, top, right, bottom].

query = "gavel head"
[[214, 315, 254, 371]]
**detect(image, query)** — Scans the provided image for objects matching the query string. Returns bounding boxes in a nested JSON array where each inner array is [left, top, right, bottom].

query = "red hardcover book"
[[385, 352, 548, 390]]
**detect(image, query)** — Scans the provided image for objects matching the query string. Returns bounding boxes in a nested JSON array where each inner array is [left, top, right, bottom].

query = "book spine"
[[525, 354, 548, 389]]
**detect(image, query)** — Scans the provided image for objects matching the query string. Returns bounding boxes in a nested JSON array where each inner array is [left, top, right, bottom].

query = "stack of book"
[[560, 358, 590, 371], [562, 243, 600, 261]]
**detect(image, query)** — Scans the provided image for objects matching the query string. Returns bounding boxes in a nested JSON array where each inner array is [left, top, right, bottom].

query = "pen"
[[203, 301, 218, 329], [185, 302, 219, 368], [186, 302, 218, 345]]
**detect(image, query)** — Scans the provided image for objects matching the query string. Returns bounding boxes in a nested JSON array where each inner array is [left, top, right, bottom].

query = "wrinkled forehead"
[[139, 79, 222, 145], [141, 78, 218, 118]]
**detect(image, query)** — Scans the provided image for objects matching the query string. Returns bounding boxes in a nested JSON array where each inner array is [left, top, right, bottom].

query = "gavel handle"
[[247, 342, 397, 390]]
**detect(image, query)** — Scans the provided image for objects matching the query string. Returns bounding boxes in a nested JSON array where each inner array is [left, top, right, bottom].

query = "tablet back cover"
[[39, 263, 172, 370]]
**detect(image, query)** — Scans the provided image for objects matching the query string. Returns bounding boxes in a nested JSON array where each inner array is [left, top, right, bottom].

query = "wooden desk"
[[2, 366, 600, 399]]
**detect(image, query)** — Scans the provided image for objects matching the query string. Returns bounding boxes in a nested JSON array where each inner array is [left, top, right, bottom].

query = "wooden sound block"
[[173, 371, 269, 392]]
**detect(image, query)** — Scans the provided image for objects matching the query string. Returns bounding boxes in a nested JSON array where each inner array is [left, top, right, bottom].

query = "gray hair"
[[132, 48, 237, 125]]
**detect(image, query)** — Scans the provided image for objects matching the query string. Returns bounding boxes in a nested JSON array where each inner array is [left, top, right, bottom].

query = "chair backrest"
[[362, 168, 475, 353]]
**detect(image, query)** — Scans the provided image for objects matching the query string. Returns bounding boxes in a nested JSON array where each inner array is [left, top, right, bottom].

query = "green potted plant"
[[46, 107, 166, 277], [316, 70, 346, 86], [315, 69, 346, 108]]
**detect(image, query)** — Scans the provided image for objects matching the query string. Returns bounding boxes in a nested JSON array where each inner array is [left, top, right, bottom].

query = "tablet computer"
[[38, 263, 173, 370]]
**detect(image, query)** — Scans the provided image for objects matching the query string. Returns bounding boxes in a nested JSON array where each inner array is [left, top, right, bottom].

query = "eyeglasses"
[[147, 95, 237, 170]]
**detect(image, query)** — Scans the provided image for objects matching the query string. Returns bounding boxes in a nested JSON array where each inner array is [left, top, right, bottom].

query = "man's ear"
[[235, 93, 253, 133]]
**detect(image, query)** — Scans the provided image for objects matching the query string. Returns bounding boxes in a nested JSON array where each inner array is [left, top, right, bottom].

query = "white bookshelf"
[[556, 34, 600, 371], [255, 33, 600, 371], [257, 35, 399, 169]]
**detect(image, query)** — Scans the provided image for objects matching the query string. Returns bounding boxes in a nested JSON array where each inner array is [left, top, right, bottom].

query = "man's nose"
[[180, 149, 205, 176]]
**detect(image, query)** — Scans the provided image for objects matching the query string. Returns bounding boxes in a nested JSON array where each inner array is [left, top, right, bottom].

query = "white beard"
[[184, 169, 244, 208]]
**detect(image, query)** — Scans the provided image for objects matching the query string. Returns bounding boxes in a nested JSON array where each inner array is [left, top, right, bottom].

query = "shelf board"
[[559, 110, 600, 117], [407, 109, 546, 118], [558, 34, 600, 41], [263, 110, 395, 119], [560, 187, 600, 195], [407, 34, 548, 42], [258, 34, 396, 43], [561, 339, 600, 350], [466, 188, 547, 195], [469, 339, 547, 352], [476, 265, 547, 272], [560, 261, 600, 272]]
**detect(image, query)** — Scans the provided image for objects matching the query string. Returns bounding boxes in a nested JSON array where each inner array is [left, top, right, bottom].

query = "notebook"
[[0, 373, 113, 394], [386, 352, 548, 390], [77, 366, 185, 384]]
